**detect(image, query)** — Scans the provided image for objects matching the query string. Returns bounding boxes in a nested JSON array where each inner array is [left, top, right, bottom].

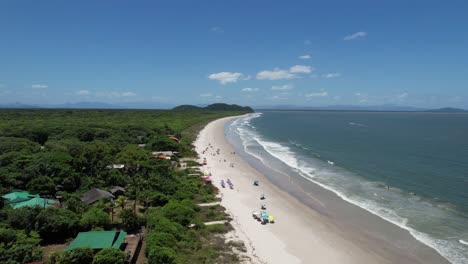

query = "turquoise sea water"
[[228, 111, 468, 264]]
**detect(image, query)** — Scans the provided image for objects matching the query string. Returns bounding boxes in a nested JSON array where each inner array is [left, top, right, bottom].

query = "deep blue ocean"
[[228, 111, 468, 264]]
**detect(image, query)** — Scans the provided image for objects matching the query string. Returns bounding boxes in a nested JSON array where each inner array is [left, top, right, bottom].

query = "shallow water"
[[226, 111, 468, 264]]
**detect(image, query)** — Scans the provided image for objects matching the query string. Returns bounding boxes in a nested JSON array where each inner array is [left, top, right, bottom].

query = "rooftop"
[[65, 231, 127, 251], [12, 197, 58, 209], [82, 188, 114, 205]]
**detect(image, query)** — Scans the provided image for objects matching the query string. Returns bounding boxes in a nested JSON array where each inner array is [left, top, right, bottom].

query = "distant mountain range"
[[0, 102, 465, 112], [253, 104, 467, 112], [425, 107, 466, 112]]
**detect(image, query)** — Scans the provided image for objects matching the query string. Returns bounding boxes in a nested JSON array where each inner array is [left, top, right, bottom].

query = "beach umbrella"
[[268, 216, 275, 223], [203, 170, 209, 175]]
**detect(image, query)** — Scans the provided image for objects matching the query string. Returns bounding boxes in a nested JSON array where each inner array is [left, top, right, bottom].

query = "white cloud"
[[321, 73, 341, 78], [208, 72, 244, 84], [215, 95, 222, 99], [121, 92, 136, 97], [95, 91, 137, 98], [200, 93, 213, 97], [211, 27, 224, 33], [269, 95, 288, 100], [397, 92, 409, 100], [241, 88, 259, 92], [299, 54, 311, 60], [290, 65, 313, 73], [354, 92, 368, 103], [257, 69, 295, 80], [76, 90, 90, 96], [271, 84, 293, 91], [344, 31, 367, 40], [305, 89, 328, 97], [32, 84, 48, 89]]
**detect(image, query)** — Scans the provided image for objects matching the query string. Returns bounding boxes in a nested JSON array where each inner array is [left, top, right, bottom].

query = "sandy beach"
[[194, 116, 451, 264]]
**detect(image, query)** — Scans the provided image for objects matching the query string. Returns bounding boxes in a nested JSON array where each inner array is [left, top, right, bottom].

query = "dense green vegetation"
[[173, 103, 254, 112], [0, 108, 248, 263]]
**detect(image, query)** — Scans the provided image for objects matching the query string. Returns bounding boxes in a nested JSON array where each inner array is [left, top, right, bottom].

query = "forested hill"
[[173, 103, 254, 112]]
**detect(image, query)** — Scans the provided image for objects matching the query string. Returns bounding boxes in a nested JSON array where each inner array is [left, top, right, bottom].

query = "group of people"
[[201, 141, 275, 225]]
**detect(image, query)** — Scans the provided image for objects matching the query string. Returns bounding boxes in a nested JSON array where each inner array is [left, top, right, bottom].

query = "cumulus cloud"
[[241, 88, 259, 92], [305, 89, 328, 97], [32, 84, 48, 89], [211, 27, 224, 33], [299, 54, 311, 60], [271, 84, 293, 91], [257, 69, 295, 80], [290, 65, 313, 73], [208, 72, 244, 84], [76, 90, 90, 96], [344, 31, 367, 40], [321, 73, 341, 78]]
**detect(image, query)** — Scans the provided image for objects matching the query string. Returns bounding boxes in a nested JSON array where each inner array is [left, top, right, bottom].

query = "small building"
[[82, 188, 115, 205], [12, 197, 59, 209], [2, 190, 36, 204], [2, 190, 58, 209], [151, 151, 178, 157], [65, 231, 127, 251], [137, 144, 146, 148], [106, 164, 125, 169], [109, 186, 126, 197]]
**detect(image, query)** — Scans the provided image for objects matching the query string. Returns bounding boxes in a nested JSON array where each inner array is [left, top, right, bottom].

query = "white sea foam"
[[228, 114, 466, 264]]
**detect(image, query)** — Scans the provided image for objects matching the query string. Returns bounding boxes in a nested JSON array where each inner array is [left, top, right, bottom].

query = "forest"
[[0, 108, 249, 264]]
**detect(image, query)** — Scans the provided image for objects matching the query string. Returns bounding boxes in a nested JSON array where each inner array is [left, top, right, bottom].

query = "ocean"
[[226, 111, 468, 264]]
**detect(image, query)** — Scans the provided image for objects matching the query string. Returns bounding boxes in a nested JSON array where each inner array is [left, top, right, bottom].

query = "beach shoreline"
[[194, 115, 451, 264]]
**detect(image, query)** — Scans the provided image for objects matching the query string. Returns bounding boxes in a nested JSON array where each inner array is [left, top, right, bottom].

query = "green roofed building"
[[1, 190, 58, 209], [65, 231, 127, 251], [12, 197, 58, 209], [2, 190, 37, 204]]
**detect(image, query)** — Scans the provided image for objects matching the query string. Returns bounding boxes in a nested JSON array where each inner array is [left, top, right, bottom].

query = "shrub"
[[93, 248, 127, 264], [147, 246, 176, 264], [80, 207, 110, 230]]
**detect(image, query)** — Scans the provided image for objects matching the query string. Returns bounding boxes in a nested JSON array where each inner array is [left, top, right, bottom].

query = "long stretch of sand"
[[194, 116, 450, 264]]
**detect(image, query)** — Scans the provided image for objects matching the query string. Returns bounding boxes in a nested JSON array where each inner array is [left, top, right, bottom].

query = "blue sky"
[[1, 0, 467, 108]]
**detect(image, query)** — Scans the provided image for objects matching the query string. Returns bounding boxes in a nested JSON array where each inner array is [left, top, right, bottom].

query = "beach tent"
[[203, 177, 212, 184]]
